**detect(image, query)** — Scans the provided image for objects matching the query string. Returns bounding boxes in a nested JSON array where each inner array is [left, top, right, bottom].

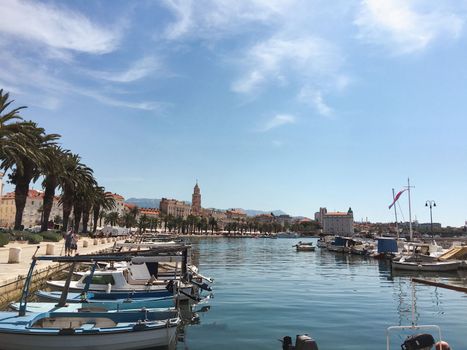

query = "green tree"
[[105, 211, 119, 226]]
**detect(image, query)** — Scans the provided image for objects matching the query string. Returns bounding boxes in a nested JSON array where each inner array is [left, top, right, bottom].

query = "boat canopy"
[[377, 238, 398, 253]]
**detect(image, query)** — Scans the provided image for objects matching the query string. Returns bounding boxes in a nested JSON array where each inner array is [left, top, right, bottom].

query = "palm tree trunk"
[[14, 179, 29, 230], [81, 203, 91, 233], [92, 205, 100, 233], [41, 176, 57, 232], [73, 203, 83, 233], [61, 185, 74, 231]]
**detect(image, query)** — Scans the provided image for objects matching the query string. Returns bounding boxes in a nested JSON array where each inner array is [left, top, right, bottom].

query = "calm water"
[[178, 237, 467, 349]]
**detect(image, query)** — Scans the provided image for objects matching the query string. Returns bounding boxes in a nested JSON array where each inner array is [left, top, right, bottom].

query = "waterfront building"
[[139, 207, 160, 219], [160, 198, 191, 219], [105, 192, 125, 216], [225, 208, 247, 220], [0, 190, 62, 229], [319, 207, 354, 235]]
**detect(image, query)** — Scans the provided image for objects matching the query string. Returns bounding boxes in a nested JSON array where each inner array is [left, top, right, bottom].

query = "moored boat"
[[392, 259, 461, 272]]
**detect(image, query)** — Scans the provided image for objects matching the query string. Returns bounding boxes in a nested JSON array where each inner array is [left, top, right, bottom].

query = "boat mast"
[[407, 178, 413, 241], [392, 188, 399, 239]]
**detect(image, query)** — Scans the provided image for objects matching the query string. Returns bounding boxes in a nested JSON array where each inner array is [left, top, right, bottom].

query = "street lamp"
[[425, 200, 436, 239]]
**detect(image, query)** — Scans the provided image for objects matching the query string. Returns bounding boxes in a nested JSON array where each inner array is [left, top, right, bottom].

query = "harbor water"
[[179, 237, 467, 349]]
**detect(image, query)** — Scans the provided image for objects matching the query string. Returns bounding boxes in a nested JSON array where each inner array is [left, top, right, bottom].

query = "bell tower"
[[192, 181, 201, 215]]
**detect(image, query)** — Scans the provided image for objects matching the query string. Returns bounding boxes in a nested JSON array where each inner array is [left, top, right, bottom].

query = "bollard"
[[107, 237, 111, 243], [93, 239, 98, 246], [45, 243, 55, 255], [83, 240, 89, 248], [8, 247, 21, 264], [101, 239, 106, 244]]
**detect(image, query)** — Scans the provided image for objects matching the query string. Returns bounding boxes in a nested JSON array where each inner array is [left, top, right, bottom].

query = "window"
[[83, 275, 115, 285]]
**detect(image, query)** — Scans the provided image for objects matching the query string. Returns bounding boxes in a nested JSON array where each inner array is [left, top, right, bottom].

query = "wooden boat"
[[392, 259, 461, 272], [0, 309, 180, 350]]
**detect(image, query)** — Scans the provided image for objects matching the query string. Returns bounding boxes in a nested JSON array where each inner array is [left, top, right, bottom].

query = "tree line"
[[0, 89, 115, 233]]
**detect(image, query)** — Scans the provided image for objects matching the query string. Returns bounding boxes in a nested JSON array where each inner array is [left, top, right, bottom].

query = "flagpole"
[[392, 188, 399, 239], [407, 178, 413, 241]]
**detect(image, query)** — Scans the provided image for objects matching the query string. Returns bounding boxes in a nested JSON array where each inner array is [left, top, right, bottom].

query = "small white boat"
[[295, 242, 316, 252]]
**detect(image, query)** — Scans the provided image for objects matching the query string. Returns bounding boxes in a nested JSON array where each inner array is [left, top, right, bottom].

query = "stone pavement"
[[0, 237, 126, 286]]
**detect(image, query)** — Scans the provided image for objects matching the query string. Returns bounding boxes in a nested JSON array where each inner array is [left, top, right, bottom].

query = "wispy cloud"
[[232, 36, 342, 94], [298, 87, 332, 117], [161, 0, 291, 40], [354, 0, 463, 54], [0, 0, 121, 55], [260, 114, 296, 132], [85, 57, 161, 83], [0, 53, 160, 111]]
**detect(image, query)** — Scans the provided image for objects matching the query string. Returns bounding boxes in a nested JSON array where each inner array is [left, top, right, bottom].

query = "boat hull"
[[0, 325, 177, 350], [392, 261, 460, 272]]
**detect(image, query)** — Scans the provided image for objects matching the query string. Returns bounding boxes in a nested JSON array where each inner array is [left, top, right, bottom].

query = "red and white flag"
[[388, 189, 407, 209]]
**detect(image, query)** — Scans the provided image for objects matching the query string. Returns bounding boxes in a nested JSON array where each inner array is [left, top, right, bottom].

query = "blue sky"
[[1, 0, 466, 226]]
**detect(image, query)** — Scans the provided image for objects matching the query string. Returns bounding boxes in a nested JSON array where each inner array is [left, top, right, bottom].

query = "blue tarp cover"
[[377, 238, 398, 253]]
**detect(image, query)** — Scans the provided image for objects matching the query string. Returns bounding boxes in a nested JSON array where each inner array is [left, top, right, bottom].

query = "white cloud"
[[354, 0, 463, 54], [260, 114, 296, 132], [161, 0, 292, 40], [0, 53, 159, 111], [298, 88, 332, 117], [232, 36, 342, 94], [0, 0, 120, 55], [85, 57, 161, 83]]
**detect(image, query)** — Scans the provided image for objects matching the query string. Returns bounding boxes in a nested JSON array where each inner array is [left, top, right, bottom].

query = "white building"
[[317, 207, 354, 235]]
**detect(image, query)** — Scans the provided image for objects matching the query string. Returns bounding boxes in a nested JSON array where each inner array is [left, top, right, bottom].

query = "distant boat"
[[294, 242, 316, 252], [36, 289, 173, 303], [275, 231, 301, 238]]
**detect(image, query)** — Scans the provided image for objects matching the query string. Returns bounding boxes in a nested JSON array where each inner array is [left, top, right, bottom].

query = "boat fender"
[[435, 341, 451, 350], [295, 334, 318, 350], [166, 280, 175, 293], [106, 283, 112, 293], [401, 333, 435, 350]]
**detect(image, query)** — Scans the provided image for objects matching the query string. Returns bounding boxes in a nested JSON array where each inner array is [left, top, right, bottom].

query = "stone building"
[[159, 198, 191, 219], [0, 190, 62, 229], [105, 192, 125, 216], [317, 207, 354, 235]]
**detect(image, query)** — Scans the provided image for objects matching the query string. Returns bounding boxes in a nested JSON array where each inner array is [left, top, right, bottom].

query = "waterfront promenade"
[[0, 237, 126, 286]]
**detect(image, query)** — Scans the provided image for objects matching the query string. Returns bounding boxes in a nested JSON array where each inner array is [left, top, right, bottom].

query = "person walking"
[[64, 229, 73, 256], [71, 231, 79, 256]]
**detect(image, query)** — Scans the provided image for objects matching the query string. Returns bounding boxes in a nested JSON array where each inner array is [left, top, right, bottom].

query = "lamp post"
[[425, 200, 436, 239]]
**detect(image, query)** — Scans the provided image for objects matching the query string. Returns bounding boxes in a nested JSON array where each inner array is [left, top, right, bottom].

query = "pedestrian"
[[71, 232, 79, 255], [64, 229, 73, 256]]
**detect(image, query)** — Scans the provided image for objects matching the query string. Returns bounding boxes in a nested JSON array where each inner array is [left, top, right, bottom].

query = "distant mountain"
[[125, 198, 161, 208], [125, 198, 288, 217], [244, 209, 288, 217]]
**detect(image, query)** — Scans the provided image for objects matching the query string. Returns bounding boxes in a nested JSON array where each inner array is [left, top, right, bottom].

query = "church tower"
[[192, 181, 201, 215]]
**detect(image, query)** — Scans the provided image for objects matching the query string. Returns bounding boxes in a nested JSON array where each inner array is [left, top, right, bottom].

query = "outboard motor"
[[282, 336, 293, 350], [280, 334, 318, 350], [401, 334, 435, 350]]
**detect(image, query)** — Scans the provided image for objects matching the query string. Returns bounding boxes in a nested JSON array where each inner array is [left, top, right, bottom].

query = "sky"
[[1, 0, 466, 226]]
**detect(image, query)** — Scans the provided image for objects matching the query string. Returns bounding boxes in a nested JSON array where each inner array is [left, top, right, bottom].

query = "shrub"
[[39, 231, 62, 242], [12, 231, 43, 244], [0, 234, 9, 247], [27, 234, 43, 244]]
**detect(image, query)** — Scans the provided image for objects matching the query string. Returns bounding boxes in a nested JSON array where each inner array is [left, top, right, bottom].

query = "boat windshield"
[[83, 275, 115, 285]]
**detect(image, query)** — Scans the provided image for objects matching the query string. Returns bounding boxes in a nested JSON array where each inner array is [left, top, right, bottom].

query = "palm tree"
[[209, 217, 217, 234], [0, 89, 26, 150], [1, 122, 60, 230], [91, 187, 116, 234], [40, 146, 68, 232], [105, 211, 119, 226], [59, 153, 94, 232]]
